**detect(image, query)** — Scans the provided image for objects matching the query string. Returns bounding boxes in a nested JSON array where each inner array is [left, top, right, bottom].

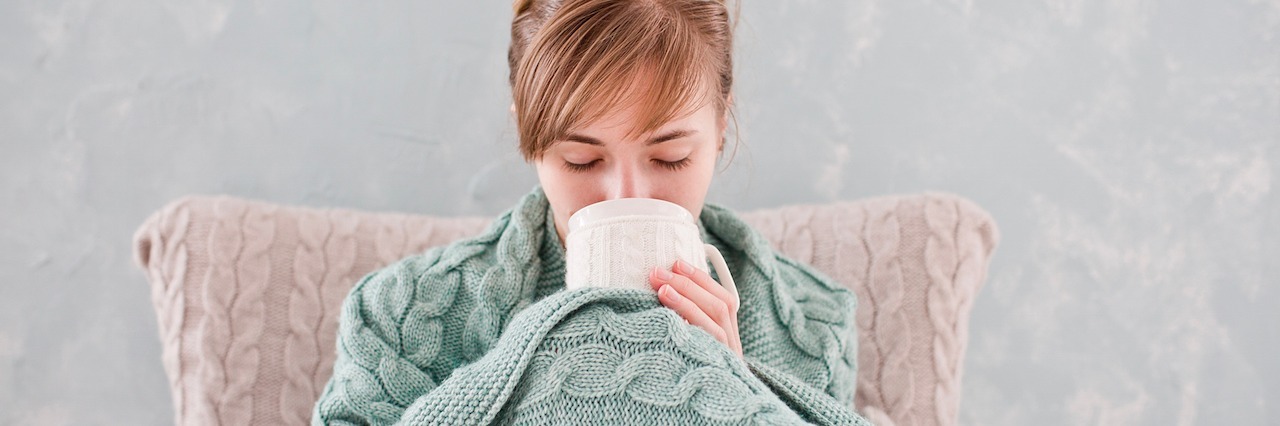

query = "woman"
[[313, 1, 870, 424]]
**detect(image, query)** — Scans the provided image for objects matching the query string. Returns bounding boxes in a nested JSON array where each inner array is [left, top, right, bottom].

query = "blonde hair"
[[509, 0, 735, 160]]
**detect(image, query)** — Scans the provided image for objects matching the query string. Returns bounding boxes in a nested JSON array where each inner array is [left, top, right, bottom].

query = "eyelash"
[[563, 160, 598, 173], [657, 157, 692, 171], [562, 158, 692, 173]]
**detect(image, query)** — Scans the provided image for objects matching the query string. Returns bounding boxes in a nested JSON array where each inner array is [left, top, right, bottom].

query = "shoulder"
[[346, 207, 516, 309], [339, 228, 502, 342]]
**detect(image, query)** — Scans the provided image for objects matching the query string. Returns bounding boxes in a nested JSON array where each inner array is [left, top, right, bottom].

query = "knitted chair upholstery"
[[133, 193, 998, 426]]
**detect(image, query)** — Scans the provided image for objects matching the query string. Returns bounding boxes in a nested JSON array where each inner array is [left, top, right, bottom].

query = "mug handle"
[[703, 244, 739, 307]]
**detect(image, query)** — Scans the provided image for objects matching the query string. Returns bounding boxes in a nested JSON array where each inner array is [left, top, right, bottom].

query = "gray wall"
[[1, 0, 1275, 424]]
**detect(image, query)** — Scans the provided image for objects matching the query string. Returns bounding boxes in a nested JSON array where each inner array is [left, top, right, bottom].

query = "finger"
[[672, 260, 738, 312], [651, 269, 744, 357], [651, 267, 733, 327], [657, 284, 728, 343]]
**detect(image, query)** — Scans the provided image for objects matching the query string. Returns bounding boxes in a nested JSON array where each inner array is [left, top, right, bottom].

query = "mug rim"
[[567, 198, 694, 233]]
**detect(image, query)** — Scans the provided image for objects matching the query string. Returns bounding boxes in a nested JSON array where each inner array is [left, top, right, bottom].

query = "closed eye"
[[563, 159, 599, 173], [654, 157, 691, 171]]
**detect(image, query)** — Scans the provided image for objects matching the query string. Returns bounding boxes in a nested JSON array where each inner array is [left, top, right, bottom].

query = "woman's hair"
[[509, 0, 735, 160]]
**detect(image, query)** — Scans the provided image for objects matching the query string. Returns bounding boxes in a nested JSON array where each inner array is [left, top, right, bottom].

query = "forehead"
[[566, 69, 718, 138], [571, 96, 716, 136]]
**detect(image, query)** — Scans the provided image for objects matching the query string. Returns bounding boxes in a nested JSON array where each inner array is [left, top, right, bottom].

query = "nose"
[[608, 162, 651, 199]]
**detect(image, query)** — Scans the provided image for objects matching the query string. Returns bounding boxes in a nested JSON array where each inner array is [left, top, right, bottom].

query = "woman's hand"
[[649, 260, 742, 358]]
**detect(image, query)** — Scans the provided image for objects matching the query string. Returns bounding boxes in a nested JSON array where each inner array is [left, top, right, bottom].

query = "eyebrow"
[[563, 129, 696, 146]]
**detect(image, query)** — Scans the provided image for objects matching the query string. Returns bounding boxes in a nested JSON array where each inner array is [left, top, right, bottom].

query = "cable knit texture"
[[564, 215, 708, 293], [310, 188, 868, 425], [132, 190, 998, 426]]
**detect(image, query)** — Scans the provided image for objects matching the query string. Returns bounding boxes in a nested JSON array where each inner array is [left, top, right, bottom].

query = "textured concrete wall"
[[1, 1, 1275, 424]]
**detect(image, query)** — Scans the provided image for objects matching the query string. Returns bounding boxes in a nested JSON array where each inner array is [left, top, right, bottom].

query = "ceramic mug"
[[564, 198, 738, 306]]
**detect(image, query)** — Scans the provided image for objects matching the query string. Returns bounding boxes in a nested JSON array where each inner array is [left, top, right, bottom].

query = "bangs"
[[513, 0, 722, 160], [573, 52, 715, 145]]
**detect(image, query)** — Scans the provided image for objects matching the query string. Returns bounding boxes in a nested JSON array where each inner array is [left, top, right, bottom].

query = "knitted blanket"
[[313, 188, 871, 425]]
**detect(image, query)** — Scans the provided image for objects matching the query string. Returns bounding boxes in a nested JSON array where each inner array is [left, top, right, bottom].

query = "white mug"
[[564, 198, 738, 306]]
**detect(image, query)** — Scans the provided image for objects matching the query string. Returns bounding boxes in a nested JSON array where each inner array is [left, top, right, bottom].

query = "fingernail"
[[653, 267, 673, 281], [675, 260, 692, 274]]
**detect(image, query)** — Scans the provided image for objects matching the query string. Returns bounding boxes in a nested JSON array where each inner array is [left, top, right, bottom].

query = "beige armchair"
[[133, 193, 998, 425]]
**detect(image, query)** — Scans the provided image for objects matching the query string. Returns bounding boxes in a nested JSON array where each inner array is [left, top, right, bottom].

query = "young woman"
[[314, 1, 870, 424]]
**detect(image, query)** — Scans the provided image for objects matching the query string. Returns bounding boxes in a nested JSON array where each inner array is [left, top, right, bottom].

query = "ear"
[[510, 103, 517, 116]]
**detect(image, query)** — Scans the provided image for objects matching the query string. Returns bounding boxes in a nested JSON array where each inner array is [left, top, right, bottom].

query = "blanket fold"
[[313, 188, 870, 425]]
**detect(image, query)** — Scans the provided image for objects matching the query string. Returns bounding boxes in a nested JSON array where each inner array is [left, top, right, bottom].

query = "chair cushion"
[[133, 193, 997, 426]]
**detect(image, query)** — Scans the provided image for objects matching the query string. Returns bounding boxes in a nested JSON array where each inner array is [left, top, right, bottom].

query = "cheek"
[[658, 152, 718, 216], [534, 161, 598, 227]]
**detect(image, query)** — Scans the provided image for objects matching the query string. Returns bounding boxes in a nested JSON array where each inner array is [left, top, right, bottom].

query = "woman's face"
[[534, 99, 726, 243]]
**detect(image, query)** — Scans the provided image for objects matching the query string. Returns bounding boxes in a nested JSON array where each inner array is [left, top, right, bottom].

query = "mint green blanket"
[[313, 188, 871, 425]]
